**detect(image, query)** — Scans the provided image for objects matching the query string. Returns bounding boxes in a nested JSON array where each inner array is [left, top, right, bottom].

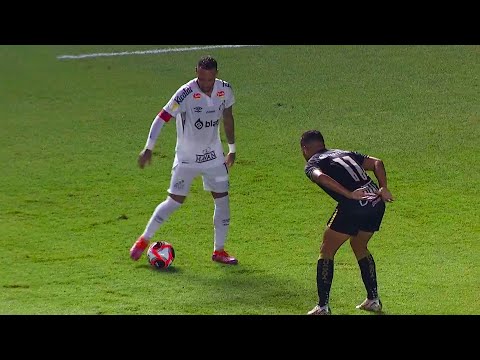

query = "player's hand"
[[350, 188, 376, 200], [378, 187, 394, 202], [138, 149, 152, 169], [225, 152, 236, 167]]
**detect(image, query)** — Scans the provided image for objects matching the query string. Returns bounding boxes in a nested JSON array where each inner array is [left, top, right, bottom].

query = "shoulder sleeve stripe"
[[159, 109, 173, 122]]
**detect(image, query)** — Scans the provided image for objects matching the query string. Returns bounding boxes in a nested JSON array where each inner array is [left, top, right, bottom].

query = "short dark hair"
[[197, 56, 218, 71], [300, 130, 325, 147]]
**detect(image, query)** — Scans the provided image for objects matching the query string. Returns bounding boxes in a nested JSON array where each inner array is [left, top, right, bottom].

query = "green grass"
[[1, 45, 479, 314]]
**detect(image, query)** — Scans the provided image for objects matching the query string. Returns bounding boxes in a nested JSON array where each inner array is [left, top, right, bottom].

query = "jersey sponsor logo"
[[371, 197, 382, 207], [174, 87, 193, 104], [359, 181, 381, 207], [206, 110, 215, 113], [194, 106, 203, 113], [216, 90, 225, 98], [193, 93, 201, 99], [194, 119, 219, 130], [196, 149, 217, 163]]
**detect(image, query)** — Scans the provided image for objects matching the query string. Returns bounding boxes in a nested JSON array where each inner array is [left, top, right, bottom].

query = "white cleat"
[[307, 304, 331, 315], [356, 298, 383, 312]]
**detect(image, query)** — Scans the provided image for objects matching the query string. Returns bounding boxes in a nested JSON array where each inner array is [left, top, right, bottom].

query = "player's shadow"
[[138, 264, 183, 274], [135, 260, 386, 315], [174, 264, 313, 314]]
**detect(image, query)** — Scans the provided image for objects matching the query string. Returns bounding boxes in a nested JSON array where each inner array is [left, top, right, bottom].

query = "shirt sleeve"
[[304, 162, 318, 182], [350, 151, 368, 166], [224, 83, 235, 108], [163, 86, 187, 118]]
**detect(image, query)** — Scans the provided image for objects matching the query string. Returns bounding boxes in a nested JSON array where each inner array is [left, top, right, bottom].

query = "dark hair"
[[300, 130, 324, 147], [197, 56, 218, 71]]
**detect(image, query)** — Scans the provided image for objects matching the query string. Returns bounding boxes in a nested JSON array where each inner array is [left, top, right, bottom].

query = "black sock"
[[316, 258, 334, 307], [358, 254, 378, 299]]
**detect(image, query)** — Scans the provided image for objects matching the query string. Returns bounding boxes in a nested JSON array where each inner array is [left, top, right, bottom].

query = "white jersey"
[[163, 78, 235, 168]]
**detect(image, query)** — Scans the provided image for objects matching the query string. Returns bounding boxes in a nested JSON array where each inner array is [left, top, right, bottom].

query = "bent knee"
[[211, 191, 228, 199], [168, 193, 186, 204]]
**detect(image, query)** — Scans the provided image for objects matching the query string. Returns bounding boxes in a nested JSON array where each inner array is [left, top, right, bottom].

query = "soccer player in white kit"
[[130, 56, 238, 265]]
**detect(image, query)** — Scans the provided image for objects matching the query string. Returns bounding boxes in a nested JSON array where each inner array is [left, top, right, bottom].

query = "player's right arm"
[[362, 156, 394, 202], [308, 168, 373, 200], [138, 88, 183, 169], [138, 110, 173, 168]]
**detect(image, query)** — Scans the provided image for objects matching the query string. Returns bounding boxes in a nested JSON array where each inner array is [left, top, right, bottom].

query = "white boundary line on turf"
[[57, 45, 262, 60]]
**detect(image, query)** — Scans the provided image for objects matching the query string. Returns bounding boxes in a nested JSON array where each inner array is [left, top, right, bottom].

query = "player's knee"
[[350, 242, 369, 259], [212, 191, 228, 199], [168, 193, 186, 204], [320, 243, 336, 259], [213, 195, 230, 226], [349, 240, 362, 252]]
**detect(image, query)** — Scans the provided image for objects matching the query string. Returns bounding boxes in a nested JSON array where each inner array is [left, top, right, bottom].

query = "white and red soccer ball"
[[147, 241, 175, 269]]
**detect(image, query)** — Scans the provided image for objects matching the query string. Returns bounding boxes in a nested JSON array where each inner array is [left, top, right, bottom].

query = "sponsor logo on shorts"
[[174, 179, 185, 190], [196, 149, 217, 163]]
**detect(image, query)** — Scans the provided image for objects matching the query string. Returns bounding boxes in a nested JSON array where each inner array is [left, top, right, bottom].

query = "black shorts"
[[327, 200, 386, 236]]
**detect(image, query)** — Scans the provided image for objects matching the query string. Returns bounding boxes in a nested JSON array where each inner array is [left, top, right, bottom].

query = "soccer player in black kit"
[[301, 130, 394, 315]]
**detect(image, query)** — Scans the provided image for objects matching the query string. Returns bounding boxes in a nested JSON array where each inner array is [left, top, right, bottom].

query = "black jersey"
[[305, 149, 380, 208]]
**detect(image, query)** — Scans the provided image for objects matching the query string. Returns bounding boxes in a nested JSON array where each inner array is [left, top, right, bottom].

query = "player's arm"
[[138, 110, 173, 169], [362, 156, 394, 202], [310, 169, 371, 200], [223, 105, 236, 167]]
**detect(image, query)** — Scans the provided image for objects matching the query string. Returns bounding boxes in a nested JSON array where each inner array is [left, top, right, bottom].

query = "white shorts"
[[167, 163, 229, 196]]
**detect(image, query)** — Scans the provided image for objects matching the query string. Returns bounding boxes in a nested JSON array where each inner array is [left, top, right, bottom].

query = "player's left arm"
[[223, 105, 236, 167], [362, 156, 394, 202]]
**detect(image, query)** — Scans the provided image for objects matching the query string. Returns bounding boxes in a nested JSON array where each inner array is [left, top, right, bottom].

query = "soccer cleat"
[[307, 304, 331, 315], [130, 236, 149, 261], [212, 250, 238, 265], [356, 298, 383, 312]]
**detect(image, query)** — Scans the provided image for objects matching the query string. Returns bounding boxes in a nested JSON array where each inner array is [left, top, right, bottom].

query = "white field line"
[[57, 45, 263, 60]]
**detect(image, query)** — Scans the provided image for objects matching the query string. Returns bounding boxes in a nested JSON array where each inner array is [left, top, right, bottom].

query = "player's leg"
[[130, 165, 197, 261], [211, 191, 230, 253], [349, 230, 374, 261], [308, 228, 350, 315], [350, 231, 382, 311], [308, 207, 356, 315], [203, 164, 237, 264], [349, 202, 386, 312]]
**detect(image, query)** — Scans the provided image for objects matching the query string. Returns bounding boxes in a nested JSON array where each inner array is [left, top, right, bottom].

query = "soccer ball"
[[147, 241, 175, 269]]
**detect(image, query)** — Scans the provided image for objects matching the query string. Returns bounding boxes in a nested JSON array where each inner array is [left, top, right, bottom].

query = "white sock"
[[143, 197, 182, 240], [213, 195, 230, 252]]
